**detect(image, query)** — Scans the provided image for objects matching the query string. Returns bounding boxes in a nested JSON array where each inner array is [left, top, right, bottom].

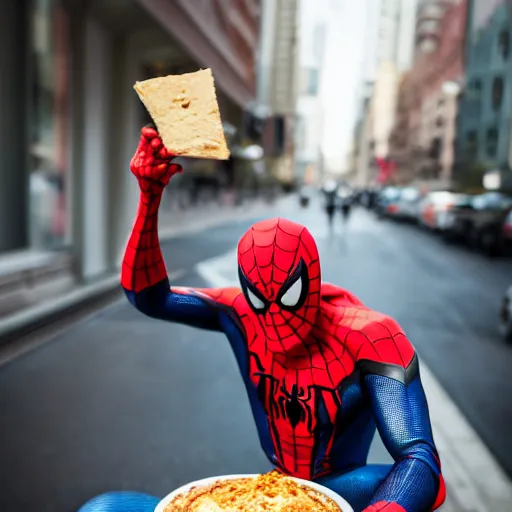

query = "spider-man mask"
[[237, 218, 321, 351]]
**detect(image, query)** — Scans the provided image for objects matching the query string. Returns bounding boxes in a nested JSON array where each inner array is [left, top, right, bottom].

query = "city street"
[[1, 197, 512, 511]]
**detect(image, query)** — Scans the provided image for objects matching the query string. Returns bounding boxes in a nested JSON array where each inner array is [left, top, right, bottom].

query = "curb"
[[0, 210, 249, 345], [0, 269, 187, 367], [0, 274, 121, 346], [0, 196, 291, 349]]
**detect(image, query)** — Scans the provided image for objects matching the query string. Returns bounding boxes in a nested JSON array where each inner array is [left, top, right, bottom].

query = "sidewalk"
[[422, 363, 512, 511], [0, 197, 290, 345], [0, 250, 75, 319]]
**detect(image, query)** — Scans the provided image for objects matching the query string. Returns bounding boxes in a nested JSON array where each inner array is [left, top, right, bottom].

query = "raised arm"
[[121, 126, 230, 331], [350, 316, 445, 512]]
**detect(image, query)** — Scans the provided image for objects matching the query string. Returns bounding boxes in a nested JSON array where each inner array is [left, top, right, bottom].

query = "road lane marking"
[[196, 250, 238, 289], [195, 249, 512, 511]]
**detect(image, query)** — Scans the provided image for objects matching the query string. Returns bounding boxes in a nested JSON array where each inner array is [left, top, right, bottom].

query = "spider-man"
[[80, 127, 445, 512]]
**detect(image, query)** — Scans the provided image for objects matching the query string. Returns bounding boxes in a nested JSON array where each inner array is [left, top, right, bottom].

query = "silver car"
[[395, 187, 422, 222]]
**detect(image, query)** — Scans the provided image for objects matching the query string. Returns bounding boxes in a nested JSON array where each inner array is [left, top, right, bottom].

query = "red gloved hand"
[[363, 501, 406, 512], [130, 125, 182, 193]]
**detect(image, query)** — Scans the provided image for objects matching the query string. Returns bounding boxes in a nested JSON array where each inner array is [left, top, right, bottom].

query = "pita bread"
[[134, 69, 230, 160]]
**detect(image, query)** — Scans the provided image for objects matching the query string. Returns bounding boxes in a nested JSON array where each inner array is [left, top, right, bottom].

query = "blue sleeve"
[[123, 279, 222, 331], [363, 358, 442, 511]]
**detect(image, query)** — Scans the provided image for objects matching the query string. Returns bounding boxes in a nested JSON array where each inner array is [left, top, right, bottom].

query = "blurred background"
[[1, 0, 512, 511]]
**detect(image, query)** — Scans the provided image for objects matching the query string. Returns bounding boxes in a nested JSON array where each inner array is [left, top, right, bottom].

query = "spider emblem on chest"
[[278, 383, 313, 429], [253, 370, 322, 432]]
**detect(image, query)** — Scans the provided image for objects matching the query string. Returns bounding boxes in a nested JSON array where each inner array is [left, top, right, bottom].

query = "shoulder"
[[320, 282, 365, 307], [346, 309, 417, 382], [171, 286, 243, 309]]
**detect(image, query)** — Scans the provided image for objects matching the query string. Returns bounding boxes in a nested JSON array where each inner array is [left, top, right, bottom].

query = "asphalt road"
[[1, 200, 512, 512]]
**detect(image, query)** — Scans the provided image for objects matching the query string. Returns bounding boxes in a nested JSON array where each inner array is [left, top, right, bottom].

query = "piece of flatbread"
[[134, 69, 230, 160]]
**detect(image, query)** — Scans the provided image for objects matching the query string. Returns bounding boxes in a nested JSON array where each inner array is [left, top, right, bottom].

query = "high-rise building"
[[354, 0, 473, 188], [319, 0, 370, 177], [370, 0, 417, 158], [256, 0, 300, 187], [353, 82, 376, 187], [388, 0, 467, 187], [376, 0, 401, 65], [353, 0, 417, 186], [374, 0, 417, 72], [294, 0, 329, 185]]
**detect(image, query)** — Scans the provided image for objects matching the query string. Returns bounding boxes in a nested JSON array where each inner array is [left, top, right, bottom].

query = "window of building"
[[419, 39, 437, 53], [419, 20, 439, 33], [499, 29, 510, 59], [492, 77, 504, 110], [436, 116, 444, 128], [486, 127, 499, 158], [29, 0, 71, 249]]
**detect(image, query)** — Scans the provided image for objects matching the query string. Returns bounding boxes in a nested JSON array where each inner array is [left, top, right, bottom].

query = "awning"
[[136, 0, 254, 107]]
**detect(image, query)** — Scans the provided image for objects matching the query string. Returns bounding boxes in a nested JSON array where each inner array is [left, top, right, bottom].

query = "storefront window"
[[28, 0, 70, 249]]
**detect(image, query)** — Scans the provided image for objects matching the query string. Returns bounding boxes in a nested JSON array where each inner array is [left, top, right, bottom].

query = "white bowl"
[[154, 473, 354, 512]]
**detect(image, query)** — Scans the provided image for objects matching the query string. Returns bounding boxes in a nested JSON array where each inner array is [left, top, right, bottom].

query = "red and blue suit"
[[80, 127, 446, 512]]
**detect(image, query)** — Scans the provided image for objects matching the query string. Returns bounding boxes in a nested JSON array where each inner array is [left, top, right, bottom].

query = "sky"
[[298, 0, 418, 174], [295, 0, 380, 173], [316, 0, 371, 173]]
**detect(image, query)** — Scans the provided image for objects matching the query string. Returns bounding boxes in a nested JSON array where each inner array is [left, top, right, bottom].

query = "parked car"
[[438, 194, 474, 235], [502, 209, 512, 247], [418, 191, 467, 231], [445, 192, 512, 255], [375, 187, 402, 218], [500, 285, 512, 342], [394, 187, 422, 222]]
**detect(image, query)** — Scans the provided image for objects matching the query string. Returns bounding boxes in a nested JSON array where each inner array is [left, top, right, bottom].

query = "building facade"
[[353, 82, 376, 187], [376, 0, 417, 72], [416, 0, 466, 185], [455, 0, 512, 189], [0, 0, 260, 286], [388, 72, 415, 183], [294, 0, 328, 185], [388, 0, 467, 187], [257, 0, 299, 188], [357, 0, 417, 181]]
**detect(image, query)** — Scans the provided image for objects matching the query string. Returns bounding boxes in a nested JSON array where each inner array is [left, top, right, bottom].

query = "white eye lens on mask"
[[247, 287, 265, 310], [280, 276, 303, 307]]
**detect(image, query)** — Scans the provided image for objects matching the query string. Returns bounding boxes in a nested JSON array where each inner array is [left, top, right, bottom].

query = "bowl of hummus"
[[155, 470, 353, 512]]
